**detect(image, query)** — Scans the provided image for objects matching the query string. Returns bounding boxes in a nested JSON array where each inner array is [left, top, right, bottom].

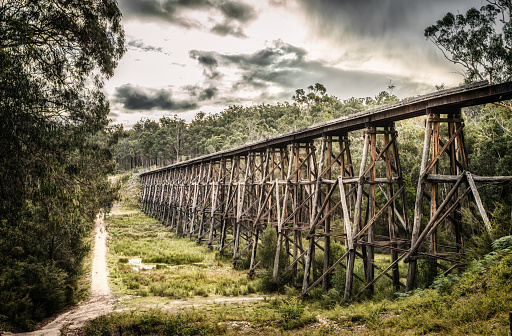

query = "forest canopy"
[[0, 0, 125, 329]]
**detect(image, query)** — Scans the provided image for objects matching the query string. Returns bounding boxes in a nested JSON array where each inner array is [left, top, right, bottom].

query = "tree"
[[0, 0, 124, 329], [424, 1, 512, 84]]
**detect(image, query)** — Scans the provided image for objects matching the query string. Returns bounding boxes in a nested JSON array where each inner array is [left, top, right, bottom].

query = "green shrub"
[[277, 298, 316, 330], [431, 273, 460, 294], [256, 226, 280, 270], [492, 235, 512, 251], [84, 310, 222, 335], [0, 262, 68, 330]]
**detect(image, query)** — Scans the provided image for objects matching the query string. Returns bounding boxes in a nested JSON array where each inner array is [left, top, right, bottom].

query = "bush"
[[254, 226, 290, 292], [256, 226, 280, 270], [492, 235, 512, 251], [277, 298, 316, 330], [0, 262, 68, 330], [83, 310, 222, 335]]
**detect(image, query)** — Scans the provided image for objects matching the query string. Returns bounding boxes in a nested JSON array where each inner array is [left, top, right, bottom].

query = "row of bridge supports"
[[140, 110, 510, 299]]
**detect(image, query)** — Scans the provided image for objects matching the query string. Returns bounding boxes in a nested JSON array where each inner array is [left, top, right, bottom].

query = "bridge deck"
[[142, 80, 512, 174]]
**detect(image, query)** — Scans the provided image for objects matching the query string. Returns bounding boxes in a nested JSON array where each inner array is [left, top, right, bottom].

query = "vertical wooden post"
[[322, 137, 332, 291], [365, 128, 377, 294], [302, 138, 325, 294], [449, 114, 464, 251], [220, 158, 236, 255], [182, 167, 194, 237], [407, 112, 433, 292], [273, 147, 293, 280], [197, 162, 212, 243], [233, 154, 250, 263], [384, 127, 401, 289], [428, 119, 440, 284], [345, 130, 369, 301], [249, 150, 271, 273], [208, 162, 219, 247], [167, 170, 176, 228], [189, 164, 203, 238]]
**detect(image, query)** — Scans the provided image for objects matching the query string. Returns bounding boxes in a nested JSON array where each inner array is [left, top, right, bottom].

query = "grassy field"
[[81, 172, 512, 335], [106, 176, 260, 301]]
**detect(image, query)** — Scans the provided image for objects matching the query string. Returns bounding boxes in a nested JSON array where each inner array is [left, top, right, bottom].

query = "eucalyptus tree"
[[424, 0, 512, 84], [0, 0, 124, 328], [425, 1, 512, 235]]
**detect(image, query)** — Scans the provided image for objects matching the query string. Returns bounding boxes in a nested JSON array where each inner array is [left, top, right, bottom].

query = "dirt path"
[[9, 207, 265, 335], [14, 215, 113, 336]]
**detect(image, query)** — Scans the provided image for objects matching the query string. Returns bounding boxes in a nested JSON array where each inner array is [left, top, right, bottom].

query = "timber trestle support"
[[139, 81, 512, 300]]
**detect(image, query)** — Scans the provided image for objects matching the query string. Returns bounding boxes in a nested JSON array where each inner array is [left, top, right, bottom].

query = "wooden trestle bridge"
[[140, 81, 512, 300]]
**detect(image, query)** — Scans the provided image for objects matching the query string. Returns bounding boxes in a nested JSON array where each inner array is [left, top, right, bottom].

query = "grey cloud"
[[199, 87, 218, 100], [183, 85, 218, 100], [114, 84, 198, 111], [289, 0, 483, 96], [119, 0, 185, 26], [127, 39, 163, 52], [120, 0, 257, 37], [177, 0, 213, 8], [204, 40, 308, 89], [211, 23, 246, 37], [189, 50, 221, 79], [268, 0, 287, 7], [220, 40, 306, 69], [218, 1, 256, 22], [189, 50, 218, 67], [296, 0, 481, 39], [190, 39, 438, 104], [183, 84, 201, 96], [209, 1, 256, 37]]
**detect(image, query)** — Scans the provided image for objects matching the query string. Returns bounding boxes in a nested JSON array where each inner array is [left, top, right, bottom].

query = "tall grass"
[[83, 309, 223, 335], [105, 173, 259, 300], [100, 173, 512, 335]]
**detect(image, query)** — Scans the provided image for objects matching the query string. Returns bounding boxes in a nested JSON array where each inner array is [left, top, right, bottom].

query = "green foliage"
[[492, 235, 512, 251], [0, 0, 124, 329], [256, 226, 280, 270], [466, 104, 512, 177], [0, 262, 67, 330], [425, 0, 512, 83], [431, 272, 461, 295], [277, 298, 316, 330], [464, 103, 512, 240], [83, 310, 222, 336], [254, 226, 291, 292]]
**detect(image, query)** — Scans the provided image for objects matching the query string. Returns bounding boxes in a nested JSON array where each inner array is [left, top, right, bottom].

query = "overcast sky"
[[106, 0, 484, 127]]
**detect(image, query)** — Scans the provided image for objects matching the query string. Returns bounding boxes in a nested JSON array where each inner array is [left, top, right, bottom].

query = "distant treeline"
[[115, 84, 399, 170]]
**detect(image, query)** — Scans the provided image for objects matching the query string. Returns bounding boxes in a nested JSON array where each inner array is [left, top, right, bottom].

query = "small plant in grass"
[[277, 298, 316, 330]]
